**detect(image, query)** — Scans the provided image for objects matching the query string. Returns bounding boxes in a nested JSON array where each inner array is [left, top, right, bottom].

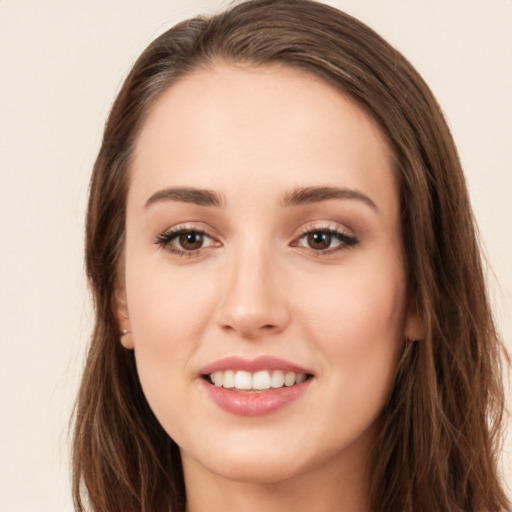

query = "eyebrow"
[[144, 187, 224, 208], [281, 186, 378, 210], [144, 185, 377, 211]]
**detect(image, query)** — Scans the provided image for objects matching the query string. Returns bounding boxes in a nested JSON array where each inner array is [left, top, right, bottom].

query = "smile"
[[208, 369, 309, 391], [200, 356, 314, 416]]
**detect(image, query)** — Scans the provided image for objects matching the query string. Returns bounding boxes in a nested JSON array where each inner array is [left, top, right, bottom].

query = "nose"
[[214, 242, 290, 339]]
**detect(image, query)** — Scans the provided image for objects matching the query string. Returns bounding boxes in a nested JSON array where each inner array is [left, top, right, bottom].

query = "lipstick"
[[200, 356, 313, 416]]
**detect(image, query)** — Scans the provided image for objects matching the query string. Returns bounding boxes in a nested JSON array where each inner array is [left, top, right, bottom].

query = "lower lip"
[[201, 379, 312, 417]]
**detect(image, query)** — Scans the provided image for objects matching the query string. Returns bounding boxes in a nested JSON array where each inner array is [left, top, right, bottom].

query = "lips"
[[201, 355, 312, 374], [200, 356, 314, 416]]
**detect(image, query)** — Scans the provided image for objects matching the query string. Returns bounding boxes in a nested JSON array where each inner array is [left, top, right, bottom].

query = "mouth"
[[203, 369, 313, 392], [199, 356, 314, 415]]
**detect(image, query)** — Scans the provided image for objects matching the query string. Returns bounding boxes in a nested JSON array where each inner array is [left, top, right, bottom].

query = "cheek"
[[301, 260, 405, 337], [123, 258, 218, 404], [294, 266, 405, 448], [297, 257, 406, 397], [126, 259, 217, 349]]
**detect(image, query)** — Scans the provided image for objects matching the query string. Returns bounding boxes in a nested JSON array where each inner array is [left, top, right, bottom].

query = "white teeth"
[[213, 372, 223, 387], [223, 370, 235, 388], [284, 371, 296, 387], [271, 370, 285, 388], [235, 370, 252, 390], [253, 370, 271, 390], [208, 369, 308, 391], [295, 373, 306, 384]]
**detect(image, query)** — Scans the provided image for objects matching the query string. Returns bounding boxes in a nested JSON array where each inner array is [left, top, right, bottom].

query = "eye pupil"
[[308, 231, 331, 250], [179, 231, 204, 250]]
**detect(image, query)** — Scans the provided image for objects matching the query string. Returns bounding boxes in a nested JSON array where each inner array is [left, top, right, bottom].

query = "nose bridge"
[[216, 233, 288, 337]]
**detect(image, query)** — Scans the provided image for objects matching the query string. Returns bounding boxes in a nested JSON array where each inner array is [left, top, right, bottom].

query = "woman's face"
[[118, 63, 421, 485]]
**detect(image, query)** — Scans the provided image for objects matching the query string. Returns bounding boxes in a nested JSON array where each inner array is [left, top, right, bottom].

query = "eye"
[[305, 231, 334, 250], [154, 228, 220, 256], [176, 231, 205, 251], [294, 228, 358, 254]]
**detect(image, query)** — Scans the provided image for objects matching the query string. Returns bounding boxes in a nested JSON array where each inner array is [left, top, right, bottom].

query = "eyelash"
[[153, 224, 359, 258], [154, 226, 219, 258], [292, 225, 359, 256]]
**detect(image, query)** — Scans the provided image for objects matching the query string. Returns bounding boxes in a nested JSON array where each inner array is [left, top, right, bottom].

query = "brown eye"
[[307, 231, 332, 250], [155, 228, 220, 256], [293, 227, 359, 254], [178, 231, 204, 250]]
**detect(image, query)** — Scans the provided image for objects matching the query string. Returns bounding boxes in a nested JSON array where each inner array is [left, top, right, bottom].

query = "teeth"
[[284, 371, 296, 387], [223, 370, 235, 388], [213, 372, 223, 387], [253, 370, 271, 390], [295, 373, 306, 384], [271, 370, 284, 388], [235, 370, 252, 390], [208, 370, 308, 391]]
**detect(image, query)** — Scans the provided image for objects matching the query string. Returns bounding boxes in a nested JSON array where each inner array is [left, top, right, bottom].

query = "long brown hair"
[[72, 1, 510, 510]]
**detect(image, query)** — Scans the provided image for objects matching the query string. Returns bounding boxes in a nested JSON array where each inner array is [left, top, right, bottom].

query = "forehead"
[[130, 63, 397, 215]]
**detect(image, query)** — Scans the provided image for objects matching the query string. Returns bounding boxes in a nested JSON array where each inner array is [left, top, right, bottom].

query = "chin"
[[199, 450, 310, 485], [178, 425, 346, 487], [177, 425, 308, 481]]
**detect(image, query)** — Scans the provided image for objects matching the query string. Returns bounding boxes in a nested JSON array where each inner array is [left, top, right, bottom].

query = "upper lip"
[[200, 355, 313, 376]]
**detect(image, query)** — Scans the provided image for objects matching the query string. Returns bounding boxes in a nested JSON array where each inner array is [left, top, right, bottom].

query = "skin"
[[116, 63, 423, 512]]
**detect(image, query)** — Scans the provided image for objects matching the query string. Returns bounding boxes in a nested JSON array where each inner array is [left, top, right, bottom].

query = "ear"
[[404, 297, 425, 342], [114, 285, 134, 349]]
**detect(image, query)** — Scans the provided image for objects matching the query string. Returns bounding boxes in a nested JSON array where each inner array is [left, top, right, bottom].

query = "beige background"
[[0, 1, 510, 510]]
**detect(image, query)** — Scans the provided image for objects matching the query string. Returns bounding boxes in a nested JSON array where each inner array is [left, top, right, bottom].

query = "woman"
[[71, 1, 510, 511]]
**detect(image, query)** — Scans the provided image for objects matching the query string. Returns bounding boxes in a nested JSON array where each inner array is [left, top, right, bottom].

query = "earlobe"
[[114, 287, 134, 350], [404, 300, 425, 342]]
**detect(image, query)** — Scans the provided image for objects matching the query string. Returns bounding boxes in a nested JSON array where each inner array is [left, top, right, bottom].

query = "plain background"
[[0, 1, 510, 510]]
